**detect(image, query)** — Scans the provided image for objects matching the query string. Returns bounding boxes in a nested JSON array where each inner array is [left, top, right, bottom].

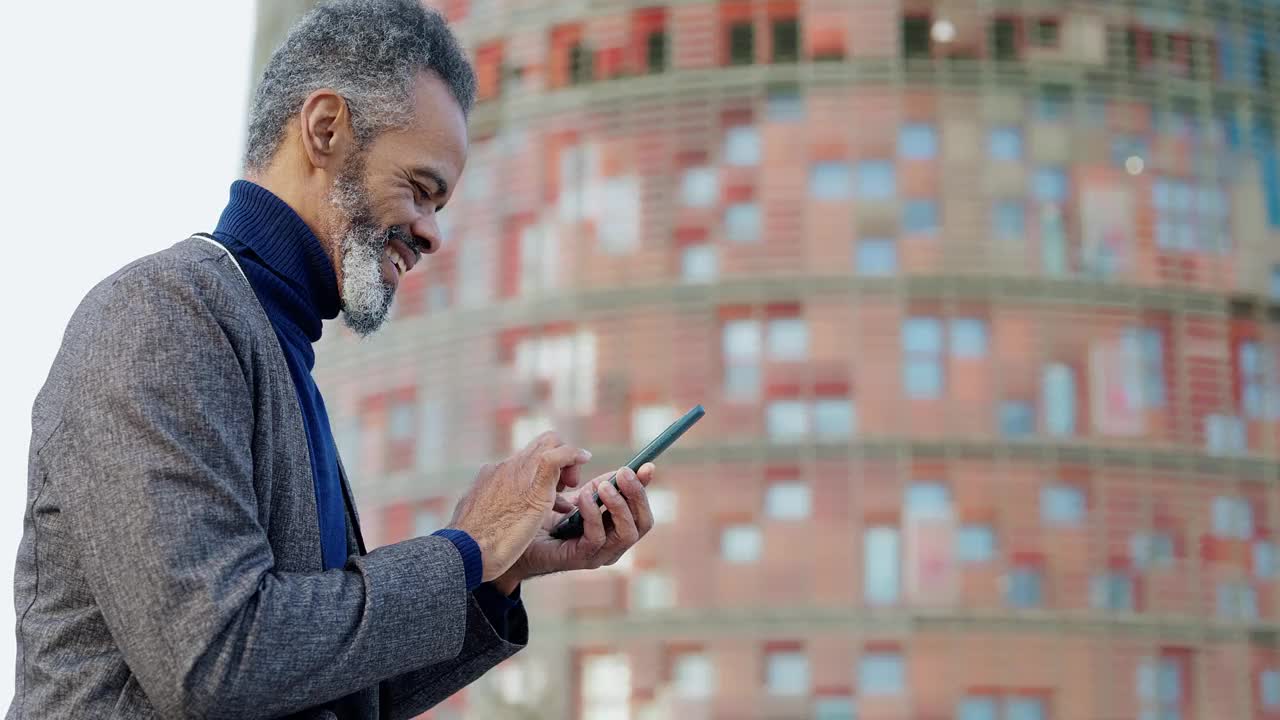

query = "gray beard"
[[329, 168, 398, 338]]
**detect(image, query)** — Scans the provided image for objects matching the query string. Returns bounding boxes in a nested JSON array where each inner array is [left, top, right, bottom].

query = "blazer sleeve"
[[380, 592, 528, 720], [51, 263, 493, 719]]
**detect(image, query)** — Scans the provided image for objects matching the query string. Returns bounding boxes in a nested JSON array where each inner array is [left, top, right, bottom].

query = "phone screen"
[[549, 404, 705, 540]]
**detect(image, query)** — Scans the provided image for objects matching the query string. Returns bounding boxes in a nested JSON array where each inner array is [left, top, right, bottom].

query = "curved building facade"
[[247, 0, 1280, 717]]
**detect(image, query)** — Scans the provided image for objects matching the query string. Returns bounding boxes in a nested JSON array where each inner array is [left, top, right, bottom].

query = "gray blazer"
[[9, 237, 525, 719]]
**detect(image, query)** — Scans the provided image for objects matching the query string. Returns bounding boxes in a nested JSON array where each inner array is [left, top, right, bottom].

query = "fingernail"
[[619, 467, 634, 480], [578, 450, 592, 462], [601, 482, 618, 497]]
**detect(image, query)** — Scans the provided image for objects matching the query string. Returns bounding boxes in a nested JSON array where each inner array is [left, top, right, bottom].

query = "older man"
[[8, 1, 654, 718]]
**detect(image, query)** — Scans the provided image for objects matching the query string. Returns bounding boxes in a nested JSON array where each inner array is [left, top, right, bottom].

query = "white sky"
[[0, 0, 256, 705]]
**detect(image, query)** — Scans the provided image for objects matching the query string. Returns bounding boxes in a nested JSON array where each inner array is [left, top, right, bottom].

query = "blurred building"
[[252, 1, 1280, 718]]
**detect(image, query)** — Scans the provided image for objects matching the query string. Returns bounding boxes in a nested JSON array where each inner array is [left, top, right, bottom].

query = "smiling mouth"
[[384, 236, 421, 277]]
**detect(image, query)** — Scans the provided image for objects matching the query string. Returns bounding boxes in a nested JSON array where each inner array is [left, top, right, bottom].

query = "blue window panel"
[[855, 161, 896, 200], [1091, 572, 1135, 611], [810, 162, 853, 200], [1034, 167, 1069, 202], [1000, 401, 1035, 438], [994, 201, 1026, 241], [957, 525, 996, 563], [1257, 126, 1280, 227], [1036, 85, 1071, 121], [1112, 135, 1149, 168], [904, 360, 942, 398], [858, 653, 904, 696], [1043, 485, 1086, 526], [958, 697, 998, 720], [989, 127, 1022, 161], [767, 88, 805, 121], [1007, 568, 1043, 608], [1007, 698, 1046, 720], [902, 199, 938, 235], [813, 698, 856, 720], [1217, 25, 1237, 82], [905, 483, 950, 517], [1042, 363, 1076, 437], [949, 319, 988, 358], [1262, 669, 1280, 708], [903, 317, 943, 353], [898, 123, 938, 159], [856, 238, 898, 276], [1271, 266, 1280, 300], [1248, 29, 1269, 88]]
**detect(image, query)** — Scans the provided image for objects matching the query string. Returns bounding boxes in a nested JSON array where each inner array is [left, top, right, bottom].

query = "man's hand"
[[492, 463, 656, 595], [446, 432, 592, 582]]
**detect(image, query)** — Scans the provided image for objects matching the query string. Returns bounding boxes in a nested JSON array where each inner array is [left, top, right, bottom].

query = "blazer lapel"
[[335, 452, 367, 557]]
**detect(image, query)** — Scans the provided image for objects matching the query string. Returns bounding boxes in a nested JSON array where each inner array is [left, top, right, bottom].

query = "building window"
[[810, 161, 853, 200], [1036, 84, 1073, 121], [1091, 572, 1135, 611], [902, 199, 939, 236], [582, 654, 631, 719], [958, 696, 998, 720], [722, 524, 763, 564], [991, 18, 1018, 61], [681, 244, 719, 283], [724, 126, 761, 166], [1006, 698, 1046, 720], [902, 16, 932, 59], [765, 481, 811, 520], [903, 317, 944, 399], [993, 200, 1026, 241], [1042, 484, 1086, 526], [767, 86, 804, 121], [989, 126, 1023, 161], [723, 319, 762, 400], [1042, 363, 1076, 437], [1261, 668, 1280, 709], [647, 30, 667, 73], [767, 317, 809, 360], [905, 482, 950, 518], [673, 652, 715, 699], [569, 43, 594, 84], [814, 697, 857, 720], [682, 166, 719, 207], [1206, 414, 1247, 455], [1130, 531, 1175, 570], [1126, 328, 1166, 408], [814, 398, 855, 439], [1240, 340, 1280, 419], [1255, 541, 1277, 579], [1032, 18, 1060, 47], [1033, 167, 1070, 203], [864, 526, 900, 605], [898, 123, 938, 160], [1112, 134, 1150, 170], [632, 571, 676, 610], [767, 400, 810, 442], [1212, 496, 1253, 539], [729, 21, 754, 65], [1007, 565, 1043, 608], [725, 202, 762, 242], [950, 318, 989, 358], [413, 508, 441, 537], [1216, 582, 1259, 620], [1271, 265, 1280, 300], [646, 488, 676, 525], [858, 651, 905, 696], [1152, 177, 1230, 254], [1000, 401, 1035, 438], [1137, 657, 1182, 720], [632, 405, 678, 448], [772, 18, 800, 63], [766, 651, 809, 696], [958, 525, 997, 563], [856, 238, 898, 276], [855, 160, 896, 200]]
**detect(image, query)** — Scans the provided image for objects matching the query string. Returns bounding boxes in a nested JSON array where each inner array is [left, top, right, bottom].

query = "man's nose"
[[412, 213, 443, 255]]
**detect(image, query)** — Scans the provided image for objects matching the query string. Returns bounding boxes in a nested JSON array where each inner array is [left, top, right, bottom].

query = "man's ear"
[[298, 89, 353, 171]]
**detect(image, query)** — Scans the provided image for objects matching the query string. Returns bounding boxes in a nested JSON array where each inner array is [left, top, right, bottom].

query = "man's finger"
[[636, 462, 656, 487], [599, 470, 639, 551], [578, 480, 608, 555], [553, 494, 575, 514], [536, 444, 592, 490], [557, 462, 584, 492], [617, 467, 654, 536]]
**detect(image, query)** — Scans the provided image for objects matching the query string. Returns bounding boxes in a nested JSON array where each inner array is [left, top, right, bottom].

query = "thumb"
[[535, 444, 592, 491]]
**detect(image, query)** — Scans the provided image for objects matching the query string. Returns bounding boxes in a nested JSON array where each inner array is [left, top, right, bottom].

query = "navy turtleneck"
[[210, 181, 522, 637]]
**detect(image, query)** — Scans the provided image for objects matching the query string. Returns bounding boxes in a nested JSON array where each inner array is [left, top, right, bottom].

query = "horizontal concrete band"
[[352, 437, 1280, 505], [536, 605, 1280, 646]]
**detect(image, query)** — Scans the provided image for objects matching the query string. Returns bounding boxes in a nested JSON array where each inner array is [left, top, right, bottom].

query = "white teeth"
[[386, 249, 405, 275]]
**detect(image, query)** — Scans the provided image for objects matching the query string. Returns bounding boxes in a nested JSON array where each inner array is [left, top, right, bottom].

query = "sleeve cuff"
[[474, 582, 523, 642], [431, 529, 482, 591]]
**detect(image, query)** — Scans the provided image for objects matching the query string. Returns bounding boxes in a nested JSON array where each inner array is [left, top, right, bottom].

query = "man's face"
[[327, 71, 467, 336]]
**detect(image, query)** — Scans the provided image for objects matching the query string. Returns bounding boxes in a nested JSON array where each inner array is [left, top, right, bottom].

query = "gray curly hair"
[[243, 0, 476, 173]]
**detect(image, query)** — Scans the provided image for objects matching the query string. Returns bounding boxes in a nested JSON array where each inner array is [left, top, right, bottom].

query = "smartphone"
[[549, 404, 705, 540]]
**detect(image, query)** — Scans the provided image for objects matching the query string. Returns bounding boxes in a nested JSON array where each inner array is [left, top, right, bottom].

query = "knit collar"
[[212, 180, 341, 344]]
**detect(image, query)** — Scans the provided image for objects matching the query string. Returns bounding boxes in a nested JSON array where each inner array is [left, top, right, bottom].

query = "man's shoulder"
[[83, 236, 255, 321]]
